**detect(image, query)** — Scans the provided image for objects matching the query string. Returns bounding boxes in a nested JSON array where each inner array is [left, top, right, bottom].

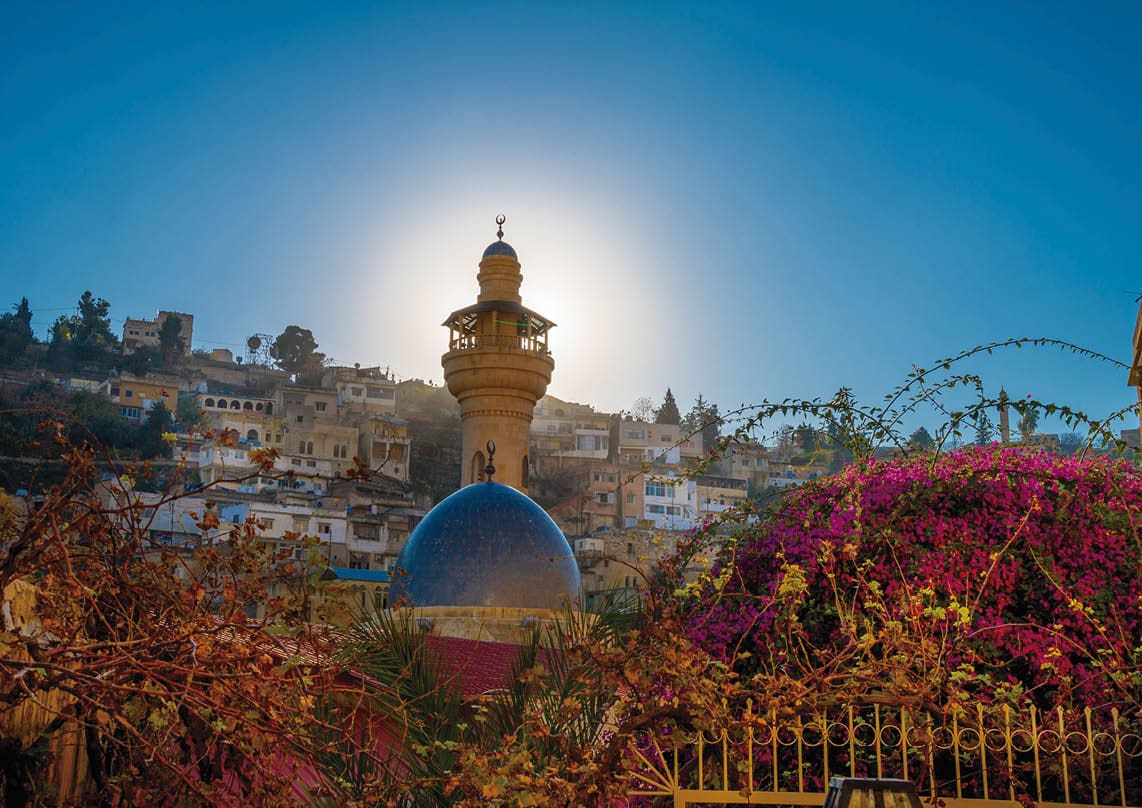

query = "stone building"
[[122, 310, 194, 355]]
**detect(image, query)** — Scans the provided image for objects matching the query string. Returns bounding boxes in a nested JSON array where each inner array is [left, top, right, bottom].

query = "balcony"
[[574, 537, 606, 569], [446, 332, 550, 355]]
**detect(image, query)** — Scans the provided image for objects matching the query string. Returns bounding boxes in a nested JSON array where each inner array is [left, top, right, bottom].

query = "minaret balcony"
[[447, 332, 551, 355]]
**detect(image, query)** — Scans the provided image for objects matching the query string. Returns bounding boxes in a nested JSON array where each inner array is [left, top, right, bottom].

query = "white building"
[[641, 473, 697, 531]]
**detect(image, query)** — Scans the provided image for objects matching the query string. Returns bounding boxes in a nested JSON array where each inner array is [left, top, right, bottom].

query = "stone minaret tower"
[[442, 217, 555, 493], [998, 388, 1011, 443]]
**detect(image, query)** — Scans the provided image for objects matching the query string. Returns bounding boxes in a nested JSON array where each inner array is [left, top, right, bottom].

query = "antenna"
[[245, 333, 274, 366]]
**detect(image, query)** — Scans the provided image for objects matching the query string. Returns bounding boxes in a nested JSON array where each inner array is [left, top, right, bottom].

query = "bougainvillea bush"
[[677, 446, 1142, 714]]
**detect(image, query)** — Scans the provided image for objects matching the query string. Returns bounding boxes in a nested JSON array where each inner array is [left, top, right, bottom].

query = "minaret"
[[442, 217, 555, 493], [998, 388, 1011, 443]]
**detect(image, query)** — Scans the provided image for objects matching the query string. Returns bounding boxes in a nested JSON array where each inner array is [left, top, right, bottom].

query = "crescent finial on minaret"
[[484, 440, 497, 480]]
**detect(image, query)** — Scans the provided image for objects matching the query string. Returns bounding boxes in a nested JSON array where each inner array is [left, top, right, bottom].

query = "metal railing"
[[627, 703, 1142, 807], [446, 332, 550, 354]]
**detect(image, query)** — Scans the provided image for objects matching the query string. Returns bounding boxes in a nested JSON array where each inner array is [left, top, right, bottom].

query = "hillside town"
[[3, 291, 1142, 617]]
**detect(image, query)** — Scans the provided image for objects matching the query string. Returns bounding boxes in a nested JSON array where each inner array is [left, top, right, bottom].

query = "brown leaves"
[[1, 432, 358, 806]]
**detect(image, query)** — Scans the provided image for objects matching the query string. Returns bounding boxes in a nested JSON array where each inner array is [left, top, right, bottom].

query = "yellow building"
[[442, 218, 555, 493], [102, 373, 184, 422], [695, 473, 749, 516]]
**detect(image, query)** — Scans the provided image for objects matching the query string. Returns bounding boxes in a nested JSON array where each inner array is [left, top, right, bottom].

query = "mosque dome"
[[482, 240, 518, 259], [390, 480, 580, 610]]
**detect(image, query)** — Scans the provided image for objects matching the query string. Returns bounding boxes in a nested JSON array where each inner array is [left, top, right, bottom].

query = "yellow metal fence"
[[628, 703, 1142, 808]]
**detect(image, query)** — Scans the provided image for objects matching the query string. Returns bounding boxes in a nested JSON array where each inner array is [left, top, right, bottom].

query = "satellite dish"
[[247, 336, 262, 351]]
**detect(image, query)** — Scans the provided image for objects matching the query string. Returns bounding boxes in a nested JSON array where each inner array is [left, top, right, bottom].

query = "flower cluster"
[[678, 446, 1142, 711]]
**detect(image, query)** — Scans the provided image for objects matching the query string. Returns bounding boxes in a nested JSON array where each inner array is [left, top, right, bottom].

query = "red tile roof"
[[424, 634, 548, 698]]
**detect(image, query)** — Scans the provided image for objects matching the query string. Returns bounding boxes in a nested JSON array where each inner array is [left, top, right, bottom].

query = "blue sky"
[[2, 2, 1139, 437]]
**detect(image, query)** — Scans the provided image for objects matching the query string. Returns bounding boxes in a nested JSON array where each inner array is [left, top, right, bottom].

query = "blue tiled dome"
[[482, 240, 518, 259], [390, 481, 580, 609]]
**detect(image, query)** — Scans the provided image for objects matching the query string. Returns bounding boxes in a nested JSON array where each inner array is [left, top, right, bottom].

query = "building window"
[[623, 429, 644, 440], [351, 387, 363, 397], [204, 398, 215, 407], [627, 542, 634, 556], [597, 492, 612, 505], [306, 459, 316, 468], [243, 401, 253, 410], [296, 415, 304, 423], [299, 440, 306, 454], [306, 441, 314, 455], [125, 390, 133, 398], [247, 429, 258, 442], [318, 522, 331, 535], [230, 400, 240, 409], [646, 483, 668, 497], [660, 435, 672, 442], [122, 407, 141, 419], [316, 401, 327, 412], [217, 399, 227, 408]]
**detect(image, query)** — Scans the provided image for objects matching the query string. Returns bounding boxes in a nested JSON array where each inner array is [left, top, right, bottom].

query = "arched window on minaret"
[[521, 455, 529, 489], [472, 451, 486, 483]]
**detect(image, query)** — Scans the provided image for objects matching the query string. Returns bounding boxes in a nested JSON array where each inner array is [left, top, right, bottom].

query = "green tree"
[[72, 291, 117, 361], [0, 297, 35, 362], [1058, 431, 1083, 455], [795, 424, 818, 452], [654, 388, 681, 425], [137, 402, 174, 458], [973, 410, 994, 445], [46, 315, 76, 372], [682, 394, 720, 454], [157, 315, 185, 363], [123, 346, 159, 376], [1017, 403, 1040, 441], [175, 393, 203, 432], [270, 325, 319, 374], [909, 426, 934, 449], [68, 390, 134, 449], [46, 292, 117, 369]]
